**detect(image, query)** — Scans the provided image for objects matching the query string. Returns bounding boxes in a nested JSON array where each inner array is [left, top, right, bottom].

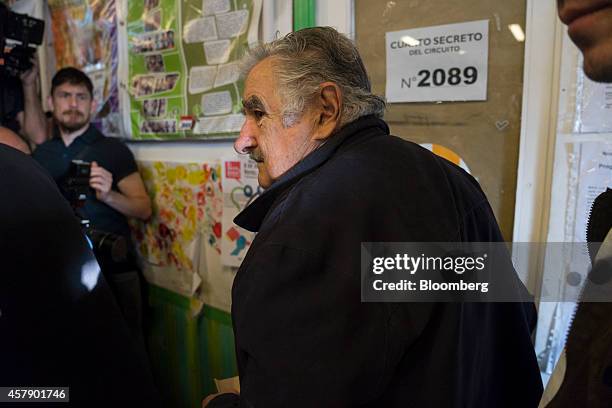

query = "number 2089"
[[417, 66, 478, 87]]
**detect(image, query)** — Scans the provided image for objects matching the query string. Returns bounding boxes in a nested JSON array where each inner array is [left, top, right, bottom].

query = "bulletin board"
[[355, 0, 527, 240], [123, 0, 261, 140]]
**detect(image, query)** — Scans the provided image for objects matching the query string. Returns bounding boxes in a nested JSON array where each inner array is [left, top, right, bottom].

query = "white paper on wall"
[[386, 20, 489, 103]]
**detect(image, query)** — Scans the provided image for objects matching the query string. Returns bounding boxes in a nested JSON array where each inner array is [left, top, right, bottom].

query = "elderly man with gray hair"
[[204, 27, 542, 407]]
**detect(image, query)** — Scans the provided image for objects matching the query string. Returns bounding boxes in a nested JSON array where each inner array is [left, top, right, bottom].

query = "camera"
[[0, 3, 45, 77], [63, 160, 128, 265], [64, 160, 92, 205], [86, 228, 128, 267]]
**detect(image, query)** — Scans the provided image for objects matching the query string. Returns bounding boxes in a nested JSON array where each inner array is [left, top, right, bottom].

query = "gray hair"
[[240, 26, 386, 129]]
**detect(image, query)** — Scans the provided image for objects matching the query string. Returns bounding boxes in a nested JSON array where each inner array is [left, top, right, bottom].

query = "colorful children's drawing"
[[131, 161, 223, 274]]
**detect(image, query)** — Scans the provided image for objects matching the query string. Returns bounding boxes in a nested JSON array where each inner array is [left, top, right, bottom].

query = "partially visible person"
[[33, 67, 151, 261], [540, 2, 612, 407], [0, 61, 46, 152], [0, 143, 160, 407], [557, 0, 612, 82], [0, 3, 47, 146], [0, 125, 29, 153]]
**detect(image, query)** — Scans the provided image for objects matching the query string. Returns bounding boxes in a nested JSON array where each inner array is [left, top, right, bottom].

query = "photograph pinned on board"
[[143, 98, 167, 118], [145, 54, 165, 72], [132, 75, 157, 97], [144, 9, 161, 32], [140, 119, 177, 134], [132, 73, 179, 97], [131, 30, 175, 54], [157, 72, 179, 93]]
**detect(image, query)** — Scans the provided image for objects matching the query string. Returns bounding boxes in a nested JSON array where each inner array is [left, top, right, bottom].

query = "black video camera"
[[64, 160, 128, 265], [64, 160, 92, 205], [0, 3, 44, 77]]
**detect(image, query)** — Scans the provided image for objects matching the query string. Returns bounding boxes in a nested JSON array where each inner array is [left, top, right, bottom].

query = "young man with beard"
[[33, 67, 151, 251], [33, 67, 151, 344]]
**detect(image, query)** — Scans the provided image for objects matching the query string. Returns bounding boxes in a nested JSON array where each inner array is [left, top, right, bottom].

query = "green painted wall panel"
[[147, 285, 237, 408], [293, 0, 316, 30]]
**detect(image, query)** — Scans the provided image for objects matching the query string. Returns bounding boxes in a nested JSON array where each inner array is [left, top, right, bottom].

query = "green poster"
[[126, 0, 261, 140]]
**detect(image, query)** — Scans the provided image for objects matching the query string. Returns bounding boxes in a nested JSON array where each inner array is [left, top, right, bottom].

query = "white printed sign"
[[576, 75, 612, 133], [221, 155, 259, 267], [386, 20, 489, 103]]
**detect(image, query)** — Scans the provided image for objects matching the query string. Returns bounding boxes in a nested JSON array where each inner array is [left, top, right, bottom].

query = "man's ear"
[[312, 82, 342, 141], [90, 98, 98, 115], [47, 95, 54, 112]]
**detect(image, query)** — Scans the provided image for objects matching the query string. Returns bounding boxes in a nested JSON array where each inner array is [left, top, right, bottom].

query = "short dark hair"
[[51, 67, 94, 97]]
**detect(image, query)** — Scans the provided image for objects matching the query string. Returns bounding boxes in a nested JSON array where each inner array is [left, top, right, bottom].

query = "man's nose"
[[234, 119, 257, 154], [69, 95, 78, 107]]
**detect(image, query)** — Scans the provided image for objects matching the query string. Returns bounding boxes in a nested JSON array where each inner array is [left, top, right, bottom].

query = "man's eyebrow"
[[242, 96, 266, 112], [58, 91, 88, 97]]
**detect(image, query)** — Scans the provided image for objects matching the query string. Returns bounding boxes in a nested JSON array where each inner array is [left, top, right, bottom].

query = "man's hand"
[[90, 169, 152, 220], [18, 53, 48, 145], [90, 161, 113, 202], [20, 56, 39, 88]]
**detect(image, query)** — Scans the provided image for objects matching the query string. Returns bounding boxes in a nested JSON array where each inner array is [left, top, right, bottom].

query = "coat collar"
[[234, 115, 389, 232]]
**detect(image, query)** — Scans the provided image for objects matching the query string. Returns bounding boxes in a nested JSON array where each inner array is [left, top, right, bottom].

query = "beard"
[[56, 110, 89, 132]]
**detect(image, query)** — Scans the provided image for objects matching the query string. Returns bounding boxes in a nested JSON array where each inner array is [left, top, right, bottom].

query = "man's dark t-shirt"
[[32, 124, 137, 237]]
